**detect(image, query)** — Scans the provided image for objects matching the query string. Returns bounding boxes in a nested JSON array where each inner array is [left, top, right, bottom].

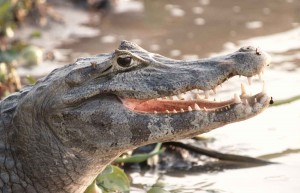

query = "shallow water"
[[31, 0, 300, 192]]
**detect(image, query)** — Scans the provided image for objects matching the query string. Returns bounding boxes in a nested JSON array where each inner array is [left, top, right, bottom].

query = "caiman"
[[0, 41, 271, 193]]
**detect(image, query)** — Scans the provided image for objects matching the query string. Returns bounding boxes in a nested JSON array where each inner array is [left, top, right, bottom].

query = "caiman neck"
[[0, 87, 120, 193], [0, 87, 39, 192]]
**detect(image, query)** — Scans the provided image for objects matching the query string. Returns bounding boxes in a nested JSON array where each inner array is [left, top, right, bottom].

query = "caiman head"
[[10, 40, 271, 192]]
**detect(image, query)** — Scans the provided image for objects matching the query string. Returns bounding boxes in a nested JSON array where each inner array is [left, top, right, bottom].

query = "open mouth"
[[122, 72, 268, 114]]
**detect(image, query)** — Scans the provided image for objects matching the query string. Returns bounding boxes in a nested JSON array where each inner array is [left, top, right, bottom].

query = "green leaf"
[[96, 165, 130, 193], [26, 75, 37, 84], [99, 164, 113, 175], [147, 187, 170, 193], [84, 180, 102, 193], [20, 45, 43, 66], [30, 30, 42, 38], [114, 143, 164, 163], [0, 50, 18, 63], [270, 95, 300, 107], [0, 62, 7, 82], [0, 0, 11, 20]]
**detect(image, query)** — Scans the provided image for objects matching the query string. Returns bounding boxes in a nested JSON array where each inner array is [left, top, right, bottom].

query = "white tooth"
[[241, 83, 247, 95], [173, 109, 177, 113], [203, 107, 208, 111], [188, 106, 193, 111], [189, 96, 194, 101], [247, 77, 252, 85], [178, 93, 185, 99], [154, 111, 158, 114], [186, 93, 192, 100], [196, 94, 202, 100], [204, 90, 209, 99], [254, 98, 257, 103], [265, 54, 272, 65], [234, 93, 242, 103], [220, 83, 223, 88], [192, 89, 198, 93], [213, 88, 217, 94], [166, 110, 170, 113], [163, 96, 168, 100], [194, 103, 201, 111], [244, 99, 249, 105], [157, 98, 162, 101], [180, 108, 184, 112], [258, 73, 264, 81], [171, 96, 179, 100], [262, 81, 266, 93]]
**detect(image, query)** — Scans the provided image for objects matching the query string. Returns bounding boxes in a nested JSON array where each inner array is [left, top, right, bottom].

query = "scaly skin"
[[0, 41, 271, 193]]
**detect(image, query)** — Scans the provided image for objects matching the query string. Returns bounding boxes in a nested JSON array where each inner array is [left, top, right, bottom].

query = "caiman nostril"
[[90, 61, 97, 69], [256, 48, 261, 55]]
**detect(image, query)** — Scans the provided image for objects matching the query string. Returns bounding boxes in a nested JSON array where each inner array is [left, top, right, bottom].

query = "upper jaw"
[[131, 46, 271, 97], [121, 46, 271, 115]]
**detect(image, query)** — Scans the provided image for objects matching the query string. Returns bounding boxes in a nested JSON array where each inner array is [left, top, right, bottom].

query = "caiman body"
[[0, 41, 271, 193]]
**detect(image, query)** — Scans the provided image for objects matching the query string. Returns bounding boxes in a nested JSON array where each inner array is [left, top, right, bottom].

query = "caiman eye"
[[117, 57, 132, 67]]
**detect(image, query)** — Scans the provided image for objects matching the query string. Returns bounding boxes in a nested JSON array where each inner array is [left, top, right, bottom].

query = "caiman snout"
[[120, 44, 271, 115], [228, 46, 271, 78]]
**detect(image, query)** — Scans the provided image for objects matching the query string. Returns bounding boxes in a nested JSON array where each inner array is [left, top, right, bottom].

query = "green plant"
[[85, 165, 130, 193], [114, 143, 164, 163]]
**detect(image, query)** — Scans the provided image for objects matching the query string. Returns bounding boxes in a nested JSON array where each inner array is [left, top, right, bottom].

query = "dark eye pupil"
[[117, 57, 132, 67]]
